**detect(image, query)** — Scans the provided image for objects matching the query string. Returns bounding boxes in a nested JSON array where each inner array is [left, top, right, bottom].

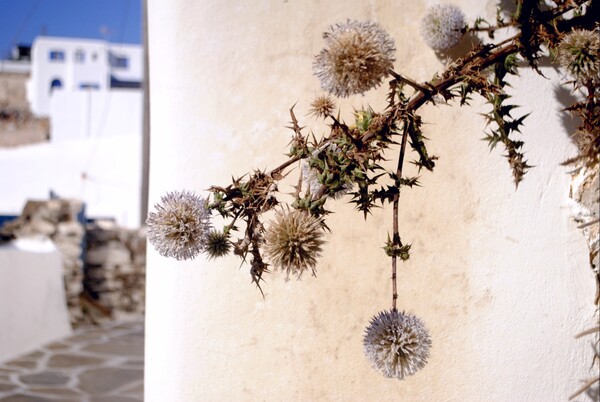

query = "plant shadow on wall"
[[147, 0, 600, 392]]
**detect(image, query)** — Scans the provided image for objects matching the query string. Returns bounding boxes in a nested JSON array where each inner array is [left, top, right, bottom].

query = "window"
[[79, 83, 100, 90], [49, 78, 63, 92], [109, 52, 129, 69], [49, 50, 65, 62], [74, 49, 85, 63]]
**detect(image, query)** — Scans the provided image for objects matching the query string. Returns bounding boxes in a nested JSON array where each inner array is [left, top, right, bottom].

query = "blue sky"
[[0, 0, 141, 58]]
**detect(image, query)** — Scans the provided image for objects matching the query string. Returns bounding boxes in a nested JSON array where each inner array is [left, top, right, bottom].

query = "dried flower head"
[[557, 29, 600, 83], [309, 95, 336, 119], [313, 20, 396, 98], [363, 309, 431, 380], [264, 209, 326, 279], [205, 230, 231, 260], [420, 4, 466, 51], [146, 190, 211, 260]]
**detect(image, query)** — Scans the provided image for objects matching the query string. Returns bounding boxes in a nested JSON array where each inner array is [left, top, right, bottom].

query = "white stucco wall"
[[50, 89, 142, 143], [0, 135, 141, 228], [1, 84, 142, 228], [0, 240, 72, 362], [28, 37, 108, 116], [145, 1, 598, 401]]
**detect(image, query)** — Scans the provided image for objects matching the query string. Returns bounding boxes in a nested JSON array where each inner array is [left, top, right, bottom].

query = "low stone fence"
[[83, 220, 146, 324], [1, 199, 145, 327]]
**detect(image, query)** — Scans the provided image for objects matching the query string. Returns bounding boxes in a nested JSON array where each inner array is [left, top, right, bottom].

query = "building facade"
[[27, 37, 142, 117]]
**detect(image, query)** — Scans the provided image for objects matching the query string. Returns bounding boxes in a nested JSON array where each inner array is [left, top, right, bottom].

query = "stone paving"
[[0, 320, 144, 402]]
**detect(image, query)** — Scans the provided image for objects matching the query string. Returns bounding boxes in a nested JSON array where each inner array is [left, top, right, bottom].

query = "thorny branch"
[[147, 0, 599, 385], [207, 1, 598, 296]]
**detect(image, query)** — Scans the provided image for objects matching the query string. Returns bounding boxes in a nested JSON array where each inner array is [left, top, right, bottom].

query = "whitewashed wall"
[[0, 240, 72, 363], [27, 37, 108, 116], [0, 87, 142, 228], [0, 134, 141, 228], [50, 89, 142, 143], [145, 1, 598, 401]]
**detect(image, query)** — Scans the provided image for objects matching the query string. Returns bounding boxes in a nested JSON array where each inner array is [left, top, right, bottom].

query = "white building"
[[27, 37, 142, 117]]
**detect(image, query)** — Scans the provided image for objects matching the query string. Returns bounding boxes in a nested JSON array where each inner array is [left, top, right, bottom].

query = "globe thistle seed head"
[[309, 95, 336, 119], [205, 230, 232, 260], [363, 310, 432, 380], [313, 20, 396, 98], [420, 4, 466, 51], [264, 210, 326, 279], [557, 29, 600, 83], [146, 190, 211, 260]]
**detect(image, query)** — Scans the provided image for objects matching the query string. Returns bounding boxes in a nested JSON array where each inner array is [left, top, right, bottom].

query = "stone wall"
[[1, 199, 145, 327], [0, 72, 29, 111], [84, 220, 146, 323], [0, 72, 49, 147]]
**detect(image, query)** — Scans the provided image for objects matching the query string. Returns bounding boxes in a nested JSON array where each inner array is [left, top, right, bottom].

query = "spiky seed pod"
[[205, 230, 231, 259], [363, 310, 431, 380], [301, 163, 352, 200], [309, 95, 336, 119], [313, 20, 396, 98], [264, 210, 326, 279], [420, 4, 466, 51], [146, 190, 211, 260], [557, 29, 600, 83], [301, 145, 353, 199]]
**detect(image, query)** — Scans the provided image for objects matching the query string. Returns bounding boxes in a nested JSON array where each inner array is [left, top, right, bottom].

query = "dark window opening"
[[109, 52, 129, 69], [75, 49, 85, 63], [50, 78, 63, 92], [49, 50, 65, 61], [79, 83, 100, 90]]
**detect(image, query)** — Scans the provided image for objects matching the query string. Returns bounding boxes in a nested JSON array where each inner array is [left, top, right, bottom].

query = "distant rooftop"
[[0, 60, 30, 74], [11, 45, 31, 61]]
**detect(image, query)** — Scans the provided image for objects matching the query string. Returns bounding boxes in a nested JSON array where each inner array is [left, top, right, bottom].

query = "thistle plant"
[[313, 20, 396, 97], [147, 0, 600, 383], [420, 4, 466, 51], [309, 95, 336, 119], [363, 310, 432, 380], [205, 230, 232, 260], [147, 190, 211, 261], [557, 28, 600, 84], [264, 209, 326, 279]]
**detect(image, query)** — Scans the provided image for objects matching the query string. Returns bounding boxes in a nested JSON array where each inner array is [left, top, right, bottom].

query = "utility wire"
[[80, 0, 135, 199], [9, 0, 43, 50]]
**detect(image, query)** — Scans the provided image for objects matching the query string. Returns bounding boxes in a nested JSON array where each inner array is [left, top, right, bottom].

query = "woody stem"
[[392, 123, 410, 311]]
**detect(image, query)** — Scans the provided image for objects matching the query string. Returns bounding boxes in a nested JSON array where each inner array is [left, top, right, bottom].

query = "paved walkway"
[[0, 320, 144, 402]]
